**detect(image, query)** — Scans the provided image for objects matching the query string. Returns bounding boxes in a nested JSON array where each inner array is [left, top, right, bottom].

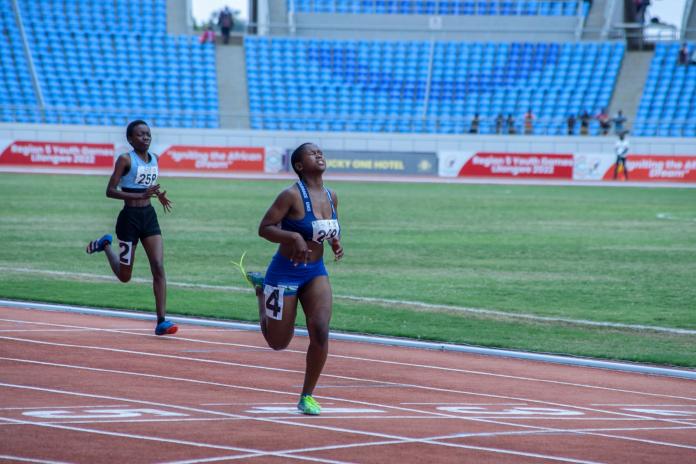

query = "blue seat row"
[[634, 42, 696, 137], [245, 36, 623, 135]]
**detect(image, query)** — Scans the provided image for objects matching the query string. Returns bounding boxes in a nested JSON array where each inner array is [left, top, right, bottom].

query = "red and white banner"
[[158, 145, 266, 172], [0, 140, 114, 168], [601, 155, 696, 182], [439, 152, 574, 179]]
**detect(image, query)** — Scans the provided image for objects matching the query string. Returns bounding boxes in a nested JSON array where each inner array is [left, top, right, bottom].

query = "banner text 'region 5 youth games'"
[[0, 140, 114, 168]]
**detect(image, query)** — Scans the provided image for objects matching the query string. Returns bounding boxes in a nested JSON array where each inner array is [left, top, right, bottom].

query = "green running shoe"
[[231, 251, 264, 290], [297, 395, 321, 416]]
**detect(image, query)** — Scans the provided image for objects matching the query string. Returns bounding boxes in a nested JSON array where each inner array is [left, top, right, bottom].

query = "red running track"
[[0, 305, 695, 464]]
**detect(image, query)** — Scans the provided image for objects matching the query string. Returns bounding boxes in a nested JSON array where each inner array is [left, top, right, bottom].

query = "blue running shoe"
[[155, 320, 178, 336], [246, 271, 265, 290], [86, 234, 112, 254]]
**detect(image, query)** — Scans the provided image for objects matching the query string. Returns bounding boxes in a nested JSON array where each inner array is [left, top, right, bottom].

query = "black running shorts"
[[115, 204, 161, 244]]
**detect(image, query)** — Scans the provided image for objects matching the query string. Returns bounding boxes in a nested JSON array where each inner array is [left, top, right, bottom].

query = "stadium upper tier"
[[289, 0, 589, 16], [1, 0, 218, 128], [20, 0, 166, 34], [245, 37, 623, 135], [0, 2, 38, 115], [634, 43, 696, 138]]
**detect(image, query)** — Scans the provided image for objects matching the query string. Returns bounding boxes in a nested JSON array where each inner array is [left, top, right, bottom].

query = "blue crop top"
[[281, 180, 340, 243], [118, 150, 159, 193]]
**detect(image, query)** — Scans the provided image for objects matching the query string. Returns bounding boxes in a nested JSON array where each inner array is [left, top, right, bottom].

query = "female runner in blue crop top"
[[85, 120, 177, 337], [245, 142, 344, 416]]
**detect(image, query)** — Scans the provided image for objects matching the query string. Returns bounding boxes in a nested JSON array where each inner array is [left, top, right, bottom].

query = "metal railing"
[[2, 105, 652, 137], [288, 0, 586, 17]]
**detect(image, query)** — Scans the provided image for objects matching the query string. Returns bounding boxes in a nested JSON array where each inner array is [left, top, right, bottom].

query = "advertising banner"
[[158, 145, 266, 172], [0, 140, 114, 168], [601, 155, 696, 182], [439, 151, 573, 179], [573, 153, 616, 181], [324, 151, 437, 176]]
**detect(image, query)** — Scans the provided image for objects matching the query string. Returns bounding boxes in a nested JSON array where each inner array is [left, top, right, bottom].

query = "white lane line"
[[0, 456, 70, 464], [2, 267, 694, 335], [3, 303, 695, 382], [401, 402, 529, 405], [3, 298, 696, 384], [5, 352, 696, 454], [592, 404, 696, 407], [0, 382, 603, 464], [0, 416, 344, 464], [3, 336, 696, 427], [3, 316, 696, 404], [0, 404, 125, 410], [0, 340, 692, 428]]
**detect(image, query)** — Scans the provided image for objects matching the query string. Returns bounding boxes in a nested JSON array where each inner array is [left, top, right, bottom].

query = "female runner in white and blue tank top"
[[242, 142, 344, 416], [85, 120, 177, 336]]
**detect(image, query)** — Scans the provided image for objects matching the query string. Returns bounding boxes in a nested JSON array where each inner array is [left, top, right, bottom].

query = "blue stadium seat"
[[1, 0, 217, 127], [244, 37, 624, 134]]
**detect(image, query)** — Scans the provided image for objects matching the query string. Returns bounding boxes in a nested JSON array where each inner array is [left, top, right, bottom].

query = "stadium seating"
[[289, 0, 589, 16], [633, 43, 696, 138], [245, 37, 623, 135], [0, 1, 39, 123], [1, 0, 219, 128]]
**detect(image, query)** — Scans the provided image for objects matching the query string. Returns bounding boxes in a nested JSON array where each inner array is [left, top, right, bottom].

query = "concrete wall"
[[290, 13, 578, 41], [1, 123, 693, 156], [166, 0, 192, 35]]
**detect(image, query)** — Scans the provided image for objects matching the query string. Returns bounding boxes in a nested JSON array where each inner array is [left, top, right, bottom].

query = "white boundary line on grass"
[[2, 266, 695, 336], [3, 166, 696, 189], [1, 299, 695, 381]]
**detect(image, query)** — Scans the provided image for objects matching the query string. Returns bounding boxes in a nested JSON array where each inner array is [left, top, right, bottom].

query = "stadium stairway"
[[166, 0, 189, 35], [608, 49, 653, 132], [582, 0, 609, 40], [684, 0, 696, 40], [216, 43, 249, 129]]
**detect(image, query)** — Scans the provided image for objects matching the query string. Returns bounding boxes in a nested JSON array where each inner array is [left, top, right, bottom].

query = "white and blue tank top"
[[118, 150, 159, 193], [281, 180, 340, 243]]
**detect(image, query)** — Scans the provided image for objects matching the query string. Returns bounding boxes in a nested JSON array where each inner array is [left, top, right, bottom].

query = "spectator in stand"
[[218, 6, 234, 45], [613, 131, 630, 180], [506, 113, 516, 134], [678, 43, 689, 65], [199, 24, 216, 44], [580, 110, 591, 135], [691, 48, 696, 65], [635, 0, 650, 24], [567, 113, 576, 135], [523, 108, 534, 135], [612, 110, 627, 135], [469, 113, 480, 134], [596, 107, 611, 135], [495, 113, 504, 134]]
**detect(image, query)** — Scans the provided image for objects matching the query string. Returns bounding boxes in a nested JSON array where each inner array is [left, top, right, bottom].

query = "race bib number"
[[263, 285, 285, 320], [312, 219, 340, 243], [135, 165, 158, 187], [118, 239, 133, 266]]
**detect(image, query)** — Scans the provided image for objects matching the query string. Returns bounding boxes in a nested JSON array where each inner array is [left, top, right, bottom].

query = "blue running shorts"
[[264, 253, 328, 296]]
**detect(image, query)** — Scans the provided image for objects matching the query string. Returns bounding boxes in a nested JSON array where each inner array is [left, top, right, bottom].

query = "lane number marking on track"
[[436, 406, 584, 416], [22, 408, 188, 420], [245, 406, 385, 414]]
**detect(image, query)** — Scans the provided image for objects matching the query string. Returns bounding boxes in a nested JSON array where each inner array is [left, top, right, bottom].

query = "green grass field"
[[1, 173, 695, 367]]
